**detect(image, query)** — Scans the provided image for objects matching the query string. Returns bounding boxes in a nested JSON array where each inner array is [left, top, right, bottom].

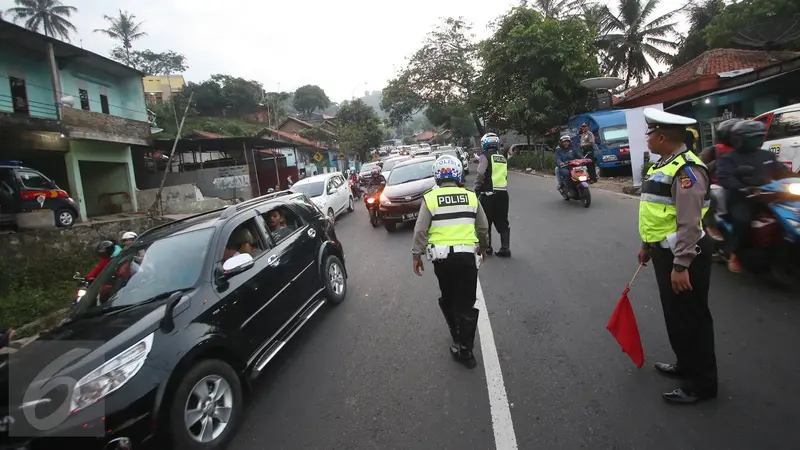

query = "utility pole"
[[150, 90, 194, 216]]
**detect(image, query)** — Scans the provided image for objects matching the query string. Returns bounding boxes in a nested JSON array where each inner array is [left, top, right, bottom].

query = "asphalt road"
[[232, 169, 800, 450]]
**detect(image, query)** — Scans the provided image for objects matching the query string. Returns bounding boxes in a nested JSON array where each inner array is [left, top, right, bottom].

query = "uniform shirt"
[[411, 183, 490, 259], [474, 153, 490, 191], [580, 130, 595, 148], [647, 148, 710, 267]]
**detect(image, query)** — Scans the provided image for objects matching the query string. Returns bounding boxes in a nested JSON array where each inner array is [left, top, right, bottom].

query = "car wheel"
[[323, 255, 346, 305], [55, 209, 75, 227], [169, 359, 243, 450], [327, 208, 335, 223], [347, 196, 354, 212], [384, 220, 395, 232]]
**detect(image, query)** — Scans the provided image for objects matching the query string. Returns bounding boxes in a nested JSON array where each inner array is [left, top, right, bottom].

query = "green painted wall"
[[65, 140, 139, 221]]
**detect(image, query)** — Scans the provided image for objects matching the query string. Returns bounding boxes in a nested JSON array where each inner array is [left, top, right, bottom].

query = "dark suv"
[[0, 191, 347, 450]]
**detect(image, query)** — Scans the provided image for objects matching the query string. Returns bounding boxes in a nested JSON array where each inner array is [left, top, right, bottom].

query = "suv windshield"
[[382, 158, 408, 172], [292, 181, 325, 198], [388, 160, 434, 185], [73, 228, 214, 318], [601, 125, 629, 145]]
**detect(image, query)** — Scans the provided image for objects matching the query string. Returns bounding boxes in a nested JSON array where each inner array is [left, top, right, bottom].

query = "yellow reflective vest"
[[490, 153, 508, 191], [638, 151, 710, 243], [424, 186, 479, 246]]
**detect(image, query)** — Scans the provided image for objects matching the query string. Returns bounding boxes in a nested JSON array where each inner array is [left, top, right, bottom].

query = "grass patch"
[[509, 152, 556, 172]]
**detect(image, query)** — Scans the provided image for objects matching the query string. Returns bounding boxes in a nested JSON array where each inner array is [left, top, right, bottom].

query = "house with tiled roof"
[[616, 48, 800, 148]]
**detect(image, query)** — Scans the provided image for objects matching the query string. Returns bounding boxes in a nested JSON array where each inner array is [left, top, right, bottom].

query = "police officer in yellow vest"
[[475, 133, 511, 257], [412, 155, 489, 369], [637, 108, 718, 405]]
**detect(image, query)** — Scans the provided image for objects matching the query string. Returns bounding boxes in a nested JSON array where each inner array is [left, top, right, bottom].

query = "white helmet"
[[432, 155, 463, 183], [560, 135, 571, 142], [121, 231, 138, 241]]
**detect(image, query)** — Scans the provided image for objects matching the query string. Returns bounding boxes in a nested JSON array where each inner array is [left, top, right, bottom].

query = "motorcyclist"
[[120, 231, 137, 249], [699, 119, 741, 241], [716, 120, 792, 273], [366, 166, 386, 194], [555, 135, 581, 189], [85, 240, 122, 282]]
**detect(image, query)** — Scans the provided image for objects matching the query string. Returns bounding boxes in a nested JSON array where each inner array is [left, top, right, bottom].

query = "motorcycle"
[[350, 179, 361, 199], [557, 156, 592, 208], [73, 271, 89, 305], [713, 170, 800, 288], [364, 185, 384, 228]]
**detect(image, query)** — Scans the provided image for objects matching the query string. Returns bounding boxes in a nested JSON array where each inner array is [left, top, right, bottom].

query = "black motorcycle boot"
[[449, 308, 479, 369], [497, 229, 511, 257], [485, 232, 494, 255], [438, 297, 458, 343]]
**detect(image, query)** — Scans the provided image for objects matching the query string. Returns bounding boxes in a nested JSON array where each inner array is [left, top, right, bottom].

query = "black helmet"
[[95, 240, 116, 257], [715, 118, 743, 146], [729, 120, 766, 152]]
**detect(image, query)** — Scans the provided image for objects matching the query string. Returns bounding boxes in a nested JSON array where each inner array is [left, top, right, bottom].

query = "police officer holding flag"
[[412, 155, 489, 369], [475, 133, 511, 257], [637, 108, 718, 405]]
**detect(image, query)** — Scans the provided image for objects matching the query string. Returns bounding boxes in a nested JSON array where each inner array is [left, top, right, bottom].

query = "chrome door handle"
[[307, 228, 316, 238], [267, 254, 279, 267]]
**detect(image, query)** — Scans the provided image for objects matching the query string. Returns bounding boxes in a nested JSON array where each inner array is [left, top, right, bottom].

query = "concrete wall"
[[0, 44, 59, 120], [59, 66, 148, 122], [65, 140, 138, 220], [136, 184, 230, 215], [136, 164, 254, 201]]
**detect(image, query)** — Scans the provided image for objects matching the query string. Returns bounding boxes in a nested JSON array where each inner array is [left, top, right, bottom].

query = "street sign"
[[313, 152, 323, 162], [339, 152, 345, 160]]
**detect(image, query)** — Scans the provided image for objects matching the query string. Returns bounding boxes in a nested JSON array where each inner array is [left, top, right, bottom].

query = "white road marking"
[[476, 279, 519, 450]]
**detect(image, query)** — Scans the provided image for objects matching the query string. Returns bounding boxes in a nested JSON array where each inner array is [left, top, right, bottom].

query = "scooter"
[[557, 157, 593, 208], [713, 171, 800, 289], [73, 271, 89, 305], [364, 185, 383, 228]]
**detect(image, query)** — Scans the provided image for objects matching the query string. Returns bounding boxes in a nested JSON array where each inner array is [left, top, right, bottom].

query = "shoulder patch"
[[679, 171, 693, 189]]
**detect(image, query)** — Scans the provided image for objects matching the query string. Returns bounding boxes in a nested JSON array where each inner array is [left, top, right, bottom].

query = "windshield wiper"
[[69, 290, 187, 322]]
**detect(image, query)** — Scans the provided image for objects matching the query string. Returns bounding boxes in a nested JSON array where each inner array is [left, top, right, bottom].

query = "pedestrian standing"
[[474, 133, 511, 257], [637, 108, 718, 405], [579, 122, 598, 183], [412, 155, 489, 369]]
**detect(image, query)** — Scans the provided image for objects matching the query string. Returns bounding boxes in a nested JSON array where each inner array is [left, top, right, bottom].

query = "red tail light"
[[20, 189, 70, 200]]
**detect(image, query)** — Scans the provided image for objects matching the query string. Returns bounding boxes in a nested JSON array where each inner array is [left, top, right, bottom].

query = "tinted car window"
[[382, 158, 409, 172], [766, 111, 800, 141], [387, 160, 434, 185], [224, 219, 268, 262], [292, 181, 325, 198], [73, 228, 215, 316], [263, 206, 302, 244], [17, 170, 51, 189]]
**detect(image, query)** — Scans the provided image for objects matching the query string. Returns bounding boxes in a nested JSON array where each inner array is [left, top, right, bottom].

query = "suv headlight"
[[787, 183, 800, 196], [380, 193, 391, 205], [70, 333, 154, 412]]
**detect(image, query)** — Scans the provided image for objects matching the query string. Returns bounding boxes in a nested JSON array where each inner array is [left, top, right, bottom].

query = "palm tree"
[[94, 10, 147, 64], [532, 0, 588, 19], [6, 0, 78, 41], [598, 0, 683, 89], [672, 0, 726, 67]]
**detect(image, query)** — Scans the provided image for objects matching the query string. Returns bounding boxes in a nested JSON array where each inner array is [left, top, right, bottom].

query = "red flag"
[[606, 286, 644, 368]]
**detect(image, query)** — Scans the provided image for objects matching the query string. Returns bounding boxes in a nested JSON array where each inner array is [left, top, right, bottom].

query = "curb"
[[509, 169, 641, 200]]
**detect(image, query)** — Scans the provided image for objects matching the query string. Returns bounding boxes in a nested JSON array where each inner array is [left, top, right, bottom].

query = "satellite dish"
[[60, 95, 76, 108], [580, 77, 625, 90]]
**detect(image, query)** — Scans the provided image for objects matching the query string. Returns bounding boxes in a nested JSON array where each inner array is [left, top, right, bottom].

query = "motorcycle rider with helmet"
[[475, 132, 511, 257], [555, 135, 581, 190], [367, 165, 386, 191], [85, 240, 122, 282], [716, 120, 792, 273], [699, 119, 741, 241]]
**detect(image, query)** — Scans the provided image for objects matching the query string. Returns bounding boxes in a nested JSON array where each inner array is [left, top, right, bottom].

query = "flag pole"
[[628, 263, 644, 288]]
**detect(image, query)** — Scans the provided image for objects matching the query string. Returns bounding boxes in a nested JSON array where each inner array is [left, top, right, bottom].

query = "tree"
[[596, 0, 683, 89], [336, 100, 383, 160], [478, 7, 600, 139], [263, 91, 293, 125], [292, 85, 331, 117], [703, 0, 800, 51], [94, 10, 146, 65], [110, 48, 188, 75], [381, 17, 485, 135], [299, 127, 336, 147], [7, 0, 77, 41], [173, 75, 263, 118], [671, 0, 727, 68], [532, 0, 587, 19]]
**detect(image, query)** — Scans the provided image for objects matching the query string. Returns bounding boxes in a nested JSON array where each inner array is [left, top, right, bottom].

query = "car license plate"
[[402, 213, 418, 221]]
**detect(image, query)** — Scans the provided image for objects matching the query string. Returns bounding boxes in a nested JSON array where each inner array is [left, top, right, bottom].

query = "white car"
[[380, 156, 411, 180], [756, 103, 800, 173], [290, 173, 354, 221]]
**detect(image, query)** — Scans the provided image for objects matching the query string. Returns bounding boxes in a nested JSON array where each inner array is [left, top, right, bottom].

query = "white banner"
[[277, 148, 296, 167], [625, 103, 664, 187]]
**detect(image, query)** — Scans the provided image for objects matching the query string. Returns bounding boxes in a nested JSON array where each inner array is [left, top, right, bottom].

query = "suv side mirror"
[[218, 253, 254, 282]]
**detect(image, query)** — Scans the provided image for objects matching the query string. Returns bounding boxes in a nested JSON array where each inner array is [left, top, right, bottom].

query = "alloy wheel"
[[329, 261, 345, 296], [184, 375, 234, 443]]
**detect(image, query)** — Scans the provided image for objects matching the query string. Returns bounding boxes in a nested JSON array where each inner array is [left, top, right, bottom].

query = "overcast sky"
[[14, 0, 689, 102]]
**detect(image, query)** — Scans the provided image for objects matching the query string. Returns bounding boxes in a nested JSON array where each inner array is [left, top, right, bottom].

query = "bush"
[[508, 151, 556, 172]]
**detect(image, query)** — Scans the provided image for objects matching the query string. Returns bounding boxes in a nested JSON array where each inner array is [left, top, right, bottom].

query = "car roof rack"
[[219, 189, 295, 219], [138, 207, 227, 239]]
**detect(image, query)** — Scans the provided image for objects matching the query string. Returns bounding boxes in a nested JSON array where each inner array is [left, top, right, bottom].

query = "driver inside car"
[[267, 209, 293, 242], [223, 227, 262, 262]]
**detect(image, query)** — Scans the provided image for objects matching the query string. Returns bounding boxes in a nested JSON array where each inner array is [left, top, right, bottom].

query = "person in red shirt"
[[85, 240, 121, 281]]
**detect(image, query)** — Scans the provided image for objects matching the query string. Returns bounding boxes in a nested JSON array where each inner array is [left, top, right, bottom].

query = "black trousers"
[[480, 191, 510, 247], [651, 235, 718, 396], [727, 193, 753, 254], [581, 147, 598, 181], [434, 252, 479, 350]]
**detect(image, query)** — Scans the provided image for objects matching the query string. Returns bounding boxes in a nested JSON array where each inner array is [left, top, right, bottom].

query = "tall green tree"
[[173, 74, 263, 118], [109, 48, 188, 75], [7, 0, 77, 41], [292, 85, 331, 117], [336, 99, 383, 161], [478, 7, 599, 139], [381, 17, 485, 135], [671, 0, 727, 68], [94, 10, 147, 65], [532, 0, 587, 19], [597, 0, 683, 89], [703, 0, 800, 51]]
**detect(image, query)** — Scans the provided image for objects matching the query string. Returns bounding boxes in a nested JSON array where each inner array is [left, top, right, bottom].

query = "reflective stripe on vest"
[[638, 151, 710, 243], [491, 154, 508, 191], [424, 186, 479, 246]]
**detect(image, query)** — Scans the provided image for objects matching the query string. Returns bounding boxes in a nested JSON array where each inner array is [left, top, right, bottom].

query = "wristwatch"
[[673, 264, 688, 272]]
